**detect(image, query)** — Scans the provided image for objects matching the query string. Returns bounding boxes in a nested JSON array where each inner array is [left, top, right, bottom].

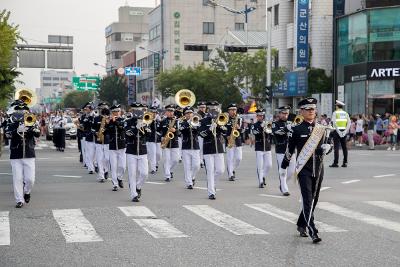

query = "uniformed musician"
[[225, 103, 243, 181], [281, 97, 332, 243], [251, 109, 273, 188], [125, 103, 150, 202], [92, 102, 110, 182], [5, 103, 40, 208], [83, 103, 96, 174], [196, 101, 207, 168], [272, 106, 295, 196], [179, 106, 201, 189], [146, 106, 162, 175], [159, 104, 180, 182], [199, 101, 227, 200], [53, 111, 67, 152], [330, 100, 350, 168], [105, 104, 126, 191]]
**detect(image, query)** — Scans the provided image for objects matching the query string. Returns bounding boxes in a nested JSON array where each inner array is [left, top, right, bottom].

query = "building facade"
[[105, 6, 152, 74], [135, 0, 266, 105], [268, 0, 333, 109], [38, 70, 75, 106], [335, 0, 400, 115]]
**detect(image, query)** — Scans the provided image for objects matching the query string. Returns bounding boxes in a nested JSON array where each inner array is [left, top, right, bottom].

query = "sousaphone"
[[15, 88, 37, 107]]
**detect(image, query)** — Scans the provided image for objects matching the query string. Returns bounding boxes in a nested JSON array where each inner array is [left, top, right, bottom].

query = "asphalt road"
[[0, 139, 400, 267]]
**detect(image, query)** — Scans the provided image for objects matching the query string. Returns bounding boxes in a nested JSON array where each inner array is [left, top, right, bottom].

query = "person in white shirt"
[[355, 114, 364, 146]]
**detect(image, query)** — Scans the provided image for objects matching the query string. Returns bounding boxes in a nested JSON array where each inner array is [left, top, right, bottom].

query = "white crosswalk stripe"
[[365, 201, 400, 213], [52, 209, 103, 243], [318, 202, 400, 233], [245, 203, 346, 233], [119, 206, 187, 238], [0, 211, 10, 246], [183, 205, 268, 235]]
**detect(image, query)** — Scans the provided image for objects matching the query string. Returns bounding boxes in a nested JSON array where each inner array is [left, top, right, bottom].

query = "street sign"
[[72, 76, 100, 91], [125, 67, 142, 76]]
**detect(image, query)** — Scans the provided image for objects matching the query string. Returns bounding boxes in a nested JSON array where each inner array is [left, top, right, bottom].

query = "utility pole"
[[266, 8, 272, 115]]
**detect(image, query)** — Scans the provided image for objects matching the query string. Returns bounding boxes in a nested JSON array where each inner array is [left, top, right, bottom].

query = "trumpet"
[[263, 121, 272, 134], [189, 113, 201, 127], [216, 112, 229, 126], [24, 113, 36, 127], [293, 115, 304, 125], [142, 111, 154, 125]]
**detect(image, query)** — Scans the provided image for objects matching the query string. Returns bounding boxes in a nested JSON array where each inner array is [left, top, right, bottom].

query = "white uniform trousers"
[[146, 142, 161, 172], [203, 154, 225, 196], [198, 137, 204, 162], [182, 149, 201, 186], [256, 151, 272, 185], [178, 137, 182, 159], [226, 146, 243, 177], [10, 158, 35, 203], [95, 143, 110, 180], [109, 148, 126, 186], [163, 148, 180, 179], [81, 137, 87, 165], [275, 153, 296, 193], [85, 141, 96, 172], [127, 154, 148, 199]]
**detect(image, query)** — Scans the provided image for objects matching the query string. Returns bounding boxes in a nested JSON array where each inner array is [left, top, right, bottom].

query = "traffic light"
[[184, 44, 208, 51], [224, 46, 248, 52], [265, 86, 273, 103]]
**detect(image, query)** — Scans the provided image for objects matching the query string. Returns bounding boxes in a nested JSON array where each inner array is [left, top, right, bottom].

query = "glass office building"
[[336, 5, 400, 115]]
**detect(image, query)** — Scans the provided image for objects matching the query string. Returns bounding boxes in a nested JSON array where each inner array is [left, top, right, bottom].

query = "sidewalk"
[[349, 144, 392, 150]]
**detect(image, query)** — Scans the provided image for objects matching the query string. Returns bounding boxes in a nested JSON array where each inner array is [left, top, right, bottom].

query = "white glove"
[[18, 124, 27, 133], [321, 144, 331, 154], [261, 122, 265, 128], [126, 130, 134, 136], [209, 123, 216, 133]]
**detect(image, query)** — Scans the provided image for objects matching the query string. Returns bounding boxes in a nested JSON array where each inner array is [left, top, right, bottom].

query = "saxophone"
[[161, 118, 176, 149], [97, 116, 106, 144], [227, 116, 240, 148]]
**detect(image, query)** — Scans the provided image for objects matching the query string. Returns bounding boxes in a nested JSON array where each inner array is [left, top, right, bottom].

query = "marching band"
[[2, 89, 336, 243]]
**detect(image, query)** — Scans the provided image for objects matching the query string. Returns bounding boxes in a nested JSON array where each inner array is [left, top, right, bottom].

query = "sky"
[[2, 0, 159, 90]]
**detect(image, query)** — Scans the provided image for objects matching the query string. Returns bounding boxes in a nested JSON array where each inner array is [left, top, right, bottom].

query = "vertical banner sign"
[[128, 75, 136, 105], [296, 0, 309, 68], [333, 0, 345, 17]]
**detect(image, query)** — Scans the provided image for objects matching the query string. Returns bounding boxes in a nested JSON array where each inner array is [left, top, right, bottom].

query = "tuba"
[[15, 89, 37, 107], [175, 89, 196, 108]]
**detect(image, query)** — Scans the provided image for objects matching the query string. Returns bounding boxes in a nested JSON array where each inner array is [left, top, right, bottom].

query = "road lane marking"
[[193, 186, 222, 191], [373, 174, 396, 178], [319, 202, 400, 233], [365, 201, 400, 213], [258, 194, 286, 199], [0, 211, 10, 246], [245, 203, 346, 233], [119, 206, 186, 238], [0, 173, 12, 175], [341, 180, 360, 184], [119, 206, 156, 218], [320, 187, 331, 191], [53, 175, 82, 178], [37, 158, 50, 160], [183, 205, 268, 235], [52, 209, 103, 243], [145, 181, 166, 185], [133, 219, 188, 238]]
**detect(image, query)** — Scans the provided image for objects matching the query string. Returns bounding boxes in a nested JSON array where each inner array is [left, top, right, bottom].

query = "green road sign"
[[43, 97, 62, 104], [72, 76, 100, 91]]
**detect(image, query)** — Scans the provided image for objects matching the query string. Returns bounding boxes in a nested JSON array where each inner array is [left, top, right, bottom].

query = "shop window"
[[274, 5, 279, 26], [235, 23, 245, 31]]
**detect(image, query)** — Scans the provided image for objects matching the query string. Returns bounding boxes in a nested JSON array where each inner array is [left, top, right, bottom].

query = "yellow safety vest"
[[335, 110, 349, 130]]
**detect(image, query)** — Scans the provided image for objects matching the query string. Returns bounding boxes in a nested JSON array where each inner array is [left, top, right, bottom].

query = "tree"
[[0, 10, 21, 109], [307, 68, 332, 95], [62, 90, 94, 109], [98, 75, 128, 107]]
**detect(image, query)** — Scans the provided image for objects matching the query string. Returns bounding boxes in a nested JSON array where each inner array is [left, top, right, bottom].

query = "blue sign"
[[125, 67, 142, 76], [273, 71, 308, 97], [296, 0, 309, 68]]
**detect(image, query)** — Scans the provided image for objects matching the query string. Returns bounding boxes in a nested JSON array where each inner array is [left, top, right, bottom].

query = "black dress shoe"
[[15, 202, 23, 208], [311, 233, 322, 243], [259, 183, 264, 188], [263, 177, 266, 186], [233, 171, 236, 178], [104, 172, 108, 179], [342, 163, 347, 167], [150, 170, 156, 175], [200, 163, 204, 168], [283, 192, 290, 196], [329, 164, 339, 168], [112, 186, 118, 191], [99, 179, 105, 183], [297, 227, 308, 237], [24, 193, 31, 203], [228, 176, 235, 181], [208, 194, 216, 200], [165, 178, 171, 182], [117, 179, 124, 188], [136, 188, 142, 198], [170, 172, 174, 179], [156, 165, 159, 171], [132, 196, 139, 202], [192, 179, 196, 186], [89, 171, 94, 174], [95, 166, 99, 173], [80, 154, 83, 163], [187, 185, 193, 190]]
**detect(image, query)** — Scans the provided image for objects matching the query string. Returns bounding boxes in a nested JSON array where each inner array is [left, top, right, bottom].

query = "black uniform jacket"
[[272, 120, 289, 154], [106, 117, 126, 150], [199, 116, 226, 154], [83, 114, 94, 142], [225, 116, 243, 147], [179, 120, 200, 150], [159, 117, 179, 148], [282, 121, 328, 175], [251, 121, 272, 152], [6, 121, 40, 159], [92, 115, 110, 145], [125, 118, 149, 155], [147, 120, 161, 143]]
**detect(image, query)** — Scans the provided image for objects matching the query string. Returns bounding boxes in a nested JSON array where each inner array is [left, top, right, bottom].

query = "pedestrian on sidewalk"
[[355, 114, 364, 146], [367, 114, 376, 150], [387, 115, 398, 151]]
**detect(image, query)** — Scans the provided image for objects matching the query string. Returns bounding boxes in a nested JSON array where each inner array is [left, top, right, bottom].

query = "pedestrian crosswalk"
[[1, 201, 400, 246], [33, 141, 78, 150]]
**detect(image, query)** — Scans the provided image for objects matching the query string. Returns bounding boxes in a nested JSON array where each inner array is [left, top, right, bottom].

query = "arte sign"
[[296, 0, 309, 68], [368, 61, 400, 80]]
